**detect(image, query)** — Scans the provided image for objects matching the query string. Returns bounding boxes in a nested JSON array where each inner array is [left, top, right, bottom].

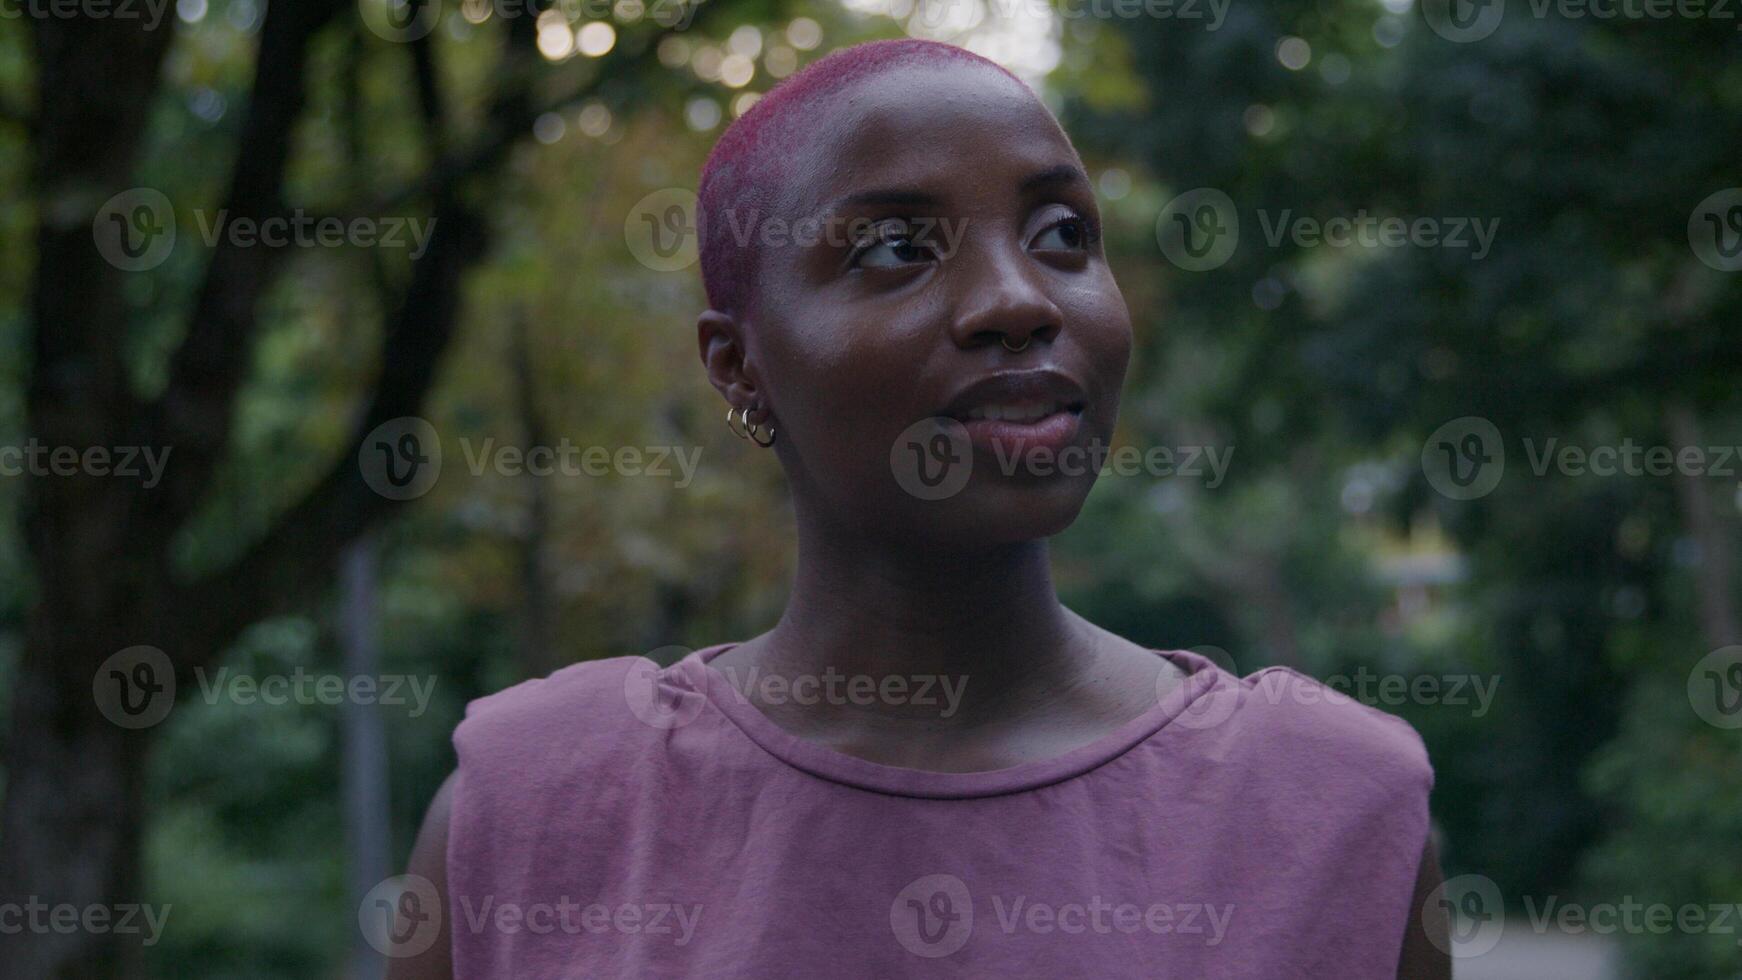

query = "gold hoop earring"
[[1001, 334, 1031, 353], [725, 406, 751, 440], [748, 416, 776, 447]]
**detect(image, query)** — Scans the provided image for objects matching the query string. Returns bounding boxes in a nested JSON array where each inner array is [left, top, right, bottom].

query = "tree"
[[0, 2, 712, 973]]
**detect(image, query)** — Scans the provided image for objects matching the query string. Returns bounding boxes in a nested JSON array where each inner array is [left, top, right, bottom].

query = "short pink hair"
[[696, 38, 1020, 316]]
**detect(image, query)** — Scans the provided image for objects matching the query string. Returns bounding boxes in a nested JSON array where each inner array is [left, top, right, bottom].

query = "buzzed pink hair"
[[697, 38, 1021, 316]]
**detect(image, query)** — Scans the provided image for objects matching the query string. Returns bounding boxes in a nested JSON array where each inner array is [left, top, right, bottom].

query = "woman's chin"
[[919, 477, 1094, 547]]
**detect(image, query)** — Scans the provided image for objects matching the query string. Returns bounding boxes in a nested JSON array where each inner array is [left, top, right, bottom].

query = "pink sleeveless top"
[[446, 645, 1432, 977]]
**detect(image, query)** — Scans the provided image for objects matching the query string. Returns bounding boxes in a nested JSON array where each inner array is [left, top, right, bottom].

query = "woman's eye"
[[1032, 217, 1089, 252], [854, 228, 933, 268]]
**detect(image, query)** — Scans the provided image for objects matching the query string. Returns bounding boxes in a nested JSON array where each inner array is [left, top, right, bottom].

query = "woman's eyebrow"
[[1020, 164, 1091, 195], [828, 188, 942, 210]]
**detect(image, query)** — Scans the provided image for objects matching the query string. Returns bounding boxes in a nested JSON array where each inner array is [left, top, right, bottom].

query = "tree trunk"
[[0, 628, 153, 980]]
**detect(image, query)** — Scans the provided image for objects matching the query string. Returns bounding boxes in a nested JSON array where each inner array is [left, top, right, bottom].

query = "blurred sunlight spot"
[[577, 21, 617, 57], [1243, 104, 1276, 137], [534, 113, 566, 145], [227, 0, 260, 30], [1276, 36, 1311, 71], [728, 25, 765, 60], [786, 17, 823, 50], [189, 88, 226, 123], [720, 53, 756, 88], [1098, 168, 1131, 201], [692, 45, 724, 82], [766, 45, 799, 78], [658, 36, 691, 67], [685, 97, 722, 131], [577, 103, 612, 137], [1373, 15, 1405, 46], [538, 21, 575, 61], [176, 0, 206, 23]]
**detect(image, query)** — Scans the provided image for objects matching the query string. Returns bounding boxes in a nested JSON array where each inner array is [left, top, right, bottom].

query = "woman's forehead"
[[784, 66, 1078, 216]]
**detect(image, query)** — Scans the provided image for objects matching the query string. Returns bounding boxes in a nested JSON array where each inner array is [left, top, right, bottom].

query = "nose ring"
[[1001, 334, 1031, 353]]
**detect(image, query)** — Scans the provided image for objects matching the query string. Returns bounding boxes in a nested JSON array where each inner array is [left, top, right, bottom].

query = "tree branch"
[[144, 0, 349, 538]]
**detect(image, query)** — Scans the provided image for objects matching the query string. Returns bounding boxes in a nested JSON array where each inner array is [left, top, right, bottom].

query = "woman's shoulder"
[[453, 653, 698, 756], [1204, 661, 1436, 797]]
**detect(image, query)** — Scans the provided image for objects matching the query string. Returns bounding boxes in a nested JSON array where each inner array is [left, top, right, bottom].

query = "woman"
[[388, 38, 1447, 978]]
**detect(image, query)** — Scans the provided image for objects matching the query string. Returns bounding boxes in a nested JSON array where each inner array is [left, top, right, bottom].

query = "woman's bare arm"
[[1397, 835, 1452, 980], [384, 773, 457, 980]]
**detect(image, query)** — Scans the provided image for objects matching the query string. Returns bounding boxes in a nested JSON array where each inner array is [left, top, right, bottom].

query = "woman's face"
[[716, 61, 1132, 549]]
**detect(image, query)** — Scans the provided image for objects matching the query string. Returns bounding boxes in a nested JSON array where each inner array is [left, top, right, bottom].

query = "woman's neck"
[[733, 521, 1103, 728]]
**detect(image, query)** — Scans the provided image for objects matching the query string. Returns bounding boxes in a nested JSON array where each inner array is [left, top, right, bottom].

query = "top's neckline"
[[678, 643, 1227, 800]]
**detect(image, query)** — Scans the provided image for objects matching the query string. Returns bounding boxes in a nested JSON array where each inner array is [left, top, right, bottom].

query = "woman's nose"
[[947, 243, 1064, 352]]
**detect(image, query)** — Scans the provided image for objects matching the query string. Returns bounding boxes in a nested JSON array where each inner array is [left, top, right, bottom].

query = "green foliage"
[[0, 0, 1735, 975]]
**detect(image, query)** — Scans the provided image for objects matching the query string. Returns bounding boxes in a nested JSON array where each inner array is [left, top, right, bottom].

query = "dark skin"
[[390, 61, 1449, 979]]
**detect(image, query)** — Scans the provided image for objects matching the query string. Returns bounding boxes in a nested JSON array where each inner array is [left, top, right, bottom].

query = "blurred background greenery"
[[1, 0, 1739, 976]]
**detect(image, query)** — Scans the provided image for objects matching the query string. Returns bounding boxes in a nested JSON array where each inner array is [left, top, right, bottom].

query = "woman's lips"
[[959, 406, 1084, 461]]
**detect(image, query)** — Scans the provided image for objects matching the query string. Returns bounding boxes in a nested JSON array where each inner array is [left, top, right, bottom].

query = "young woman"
[[388, 39, 1447, 978]]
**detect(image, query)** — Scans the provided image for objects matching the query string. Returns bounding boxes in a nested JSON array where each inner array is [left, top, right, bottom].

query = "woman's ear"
[[698, 308, 758, 407]]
